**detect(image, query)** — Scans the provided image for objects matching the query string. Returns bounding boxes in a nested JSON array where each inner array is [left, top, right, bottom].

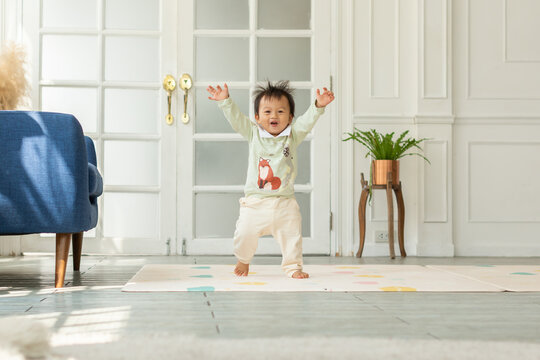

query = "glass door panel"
[[182, 0, 329, 255], [257, 0, 311, 29]]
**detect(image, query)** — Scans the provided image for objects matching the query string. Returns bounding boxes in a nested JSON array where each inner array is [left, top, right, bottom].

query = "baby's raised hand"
[[315, 87, 335, 108], [207, 83, 230, 101]]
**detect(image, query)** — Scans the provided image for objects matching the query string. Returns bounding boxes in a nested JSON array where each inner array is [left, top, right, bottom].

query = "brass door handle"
[[162, 74, 176, 125], [179, 73, 193, 124]]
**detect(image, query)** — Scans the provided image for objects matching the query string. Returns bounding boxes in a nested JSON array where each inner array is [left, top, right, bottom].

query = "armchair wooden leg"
[[55, 233, 71, 288], [72, 232, 83, 271]]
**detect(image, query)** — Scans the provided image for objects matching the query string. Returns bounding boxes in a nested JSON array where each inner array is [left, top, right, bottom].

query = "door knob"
[[162, 75, 177, 125], [179, 73, 193, 124]]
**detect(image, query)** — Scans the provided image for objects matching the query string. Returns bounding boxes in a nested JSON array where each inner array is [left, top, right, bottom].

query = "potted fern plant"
[[343, 128, 430, 199]]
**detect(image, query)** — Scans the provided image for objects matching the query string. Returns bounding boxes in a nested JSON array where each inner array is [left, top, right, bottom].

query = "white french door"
[[23, 0, 177, 254], [177, 0, 331, 255], [22, 0, 331, 255]]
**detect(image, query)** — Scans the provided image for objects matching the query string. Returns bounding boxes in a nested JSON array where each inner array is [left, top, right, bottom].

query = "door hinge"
[[329, 211, 334, 231], [182, 238, 187, 256]]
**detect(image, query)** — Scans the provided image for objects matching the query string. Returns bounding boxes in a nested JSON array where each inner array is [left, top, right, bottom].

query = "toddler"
[[207, 81, 335, 279]]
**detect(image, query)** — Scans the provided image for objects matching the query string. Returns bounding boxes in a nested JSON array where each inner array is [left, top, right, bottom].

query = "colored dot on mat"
[[236, 282, 267, 285], [380, 286, 417, 292], [187, 286, 215, 292], [510, 272, 536, 275], [191, 266, 211, 269], [190, 275, 213, 278], [355, 275, 384, 278], [354, 281, 378, 285]]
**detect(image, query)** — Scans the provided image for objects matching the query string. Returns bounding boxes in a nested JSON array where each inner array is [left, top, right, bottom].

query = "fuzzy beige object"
[[0, 42, 30, 110], [0, 317, 51, 359]]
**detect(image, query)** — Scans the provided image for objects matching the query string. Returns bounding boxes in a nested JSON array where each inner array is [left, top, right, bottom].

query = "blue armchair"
[[0, 111, 103, 288]]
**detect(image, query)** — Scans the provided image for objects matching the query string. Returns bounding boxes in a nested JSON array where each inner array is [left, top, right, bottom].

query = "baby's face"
[[255, 96, 293, 136]]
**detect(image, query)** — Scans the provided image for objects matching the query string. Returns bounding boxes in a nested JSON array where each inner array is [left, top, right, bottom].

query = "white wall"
[[0, 0, 23, 256], [452, 0, 540, 255], [336, 0, 540, 256], [4, 0, 540, 257]]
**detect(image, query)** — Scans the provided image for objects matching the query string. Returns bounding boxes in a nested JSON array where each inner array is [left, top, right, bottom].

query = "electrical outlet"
[[374, 230, 397, 243], [375, 231, 388, 243]]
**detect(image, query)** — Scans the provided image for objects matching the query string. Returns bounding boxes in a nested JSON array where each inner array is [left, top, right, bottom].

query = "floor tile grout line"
[[204, 292, 221, 335]]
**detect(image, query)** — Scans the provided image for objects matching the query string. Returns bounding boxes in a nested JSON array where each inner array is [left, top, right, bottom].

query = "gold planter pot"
[[371, 160, 399, 185]]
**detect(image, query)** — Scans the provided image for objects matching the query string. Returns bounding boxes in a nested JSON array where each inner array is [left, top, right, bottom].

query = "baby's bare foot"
[[292, 270, 309, 279], [234, 261, 249, 276]]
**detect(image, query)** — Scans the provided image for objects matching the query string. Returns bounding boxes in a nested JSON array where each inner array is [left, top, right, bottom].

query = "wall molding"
[[420, 0, 449, 99], [466, 0, 540, 100], [455, 116, 540, 125], [335, 0, 355, 256], [415, 115, 454, 124], [352, 114, 455, 124], [467, 141, 540, 223], [369, 0, 400, 99], [423, 140, 448, 223], [503, 0, 540, 63]]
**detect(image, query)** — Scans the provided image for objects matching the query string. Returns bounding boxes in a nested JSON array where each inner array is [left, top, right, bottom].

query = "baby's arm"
[[207, 83, 253, 139], [207, 83, 229, 101], [315, 87, 335, 108], [293, 87, 335, 143]]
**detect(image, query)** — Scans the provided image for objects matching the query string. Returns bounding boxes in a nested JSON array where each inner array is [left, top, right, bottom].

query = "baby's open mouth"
[[270, 121, 278, 126]]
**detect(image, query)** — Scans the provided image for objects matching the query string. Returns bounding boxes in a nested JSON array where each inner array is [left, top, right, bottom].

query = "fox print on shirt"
[[258, 157, 281, 190]]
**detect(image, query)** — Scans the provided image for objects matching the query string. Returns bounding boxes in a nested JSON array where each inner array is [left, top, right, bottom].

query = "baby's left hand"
[[315, 87, 335, 108]]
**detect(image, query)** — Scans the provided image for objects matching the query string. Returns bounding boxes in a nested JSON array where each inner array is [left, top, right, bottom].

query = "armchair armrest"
[[0, 111, 102, 234]]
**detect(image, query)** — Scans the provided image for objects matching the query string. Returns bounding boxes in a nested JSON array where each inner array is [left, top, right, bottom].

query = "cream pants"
[[234, 196, 303, 277]]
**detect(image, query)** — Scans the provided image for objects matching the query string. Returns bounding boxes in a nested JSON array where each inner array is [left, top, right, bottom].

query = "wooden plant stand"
[[357, 172, 406, 259]]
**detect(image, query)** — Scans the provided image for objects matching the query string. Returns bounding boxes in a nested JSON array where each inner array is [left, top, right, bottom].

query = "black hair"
[[253, 80, 295, 117]]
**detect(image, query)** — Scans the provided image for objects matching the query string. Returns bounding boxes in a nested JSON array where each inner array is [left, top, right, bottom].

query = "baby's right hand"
[[207, 83, 229, 101]]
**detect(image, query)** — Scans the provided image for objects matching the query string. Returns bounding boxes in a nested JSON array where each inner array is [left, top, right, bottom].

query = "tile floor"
[[1, 255, 540, 342]]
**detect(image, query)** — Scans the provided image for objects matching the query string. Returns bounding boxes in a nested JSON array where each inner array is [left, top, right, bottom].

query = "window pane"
[[104, 88, 159, 134], [294, 89, 312, 118], [258, 38, 310, 81], [195, 193, 242, 238], [105, 36, 159, 82], [196, 88, 250, 133], [103, 193, 158, 238], [258, 0, 311, 29], [195, 141, 248, 185], [105, 0, 159, 30], [41, 87, 97, 133], [296, 141, 310, 184], [42, 0, 97, 29], [196, 37, 249, 81], [196, 0, 249, 29], [104, 141, 159, 186], [42, 35, 98, 81], [296, 192, 310, 237]]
